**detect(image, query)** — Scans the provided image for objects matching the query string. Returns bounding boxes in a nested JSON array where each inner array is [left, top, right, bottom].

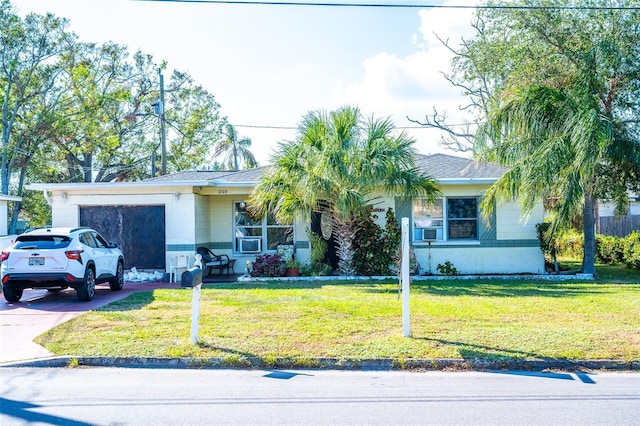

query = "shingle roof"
[[142, 170, 235, 183], [415, 153, 508, 181], [140, 154, 506, 185]]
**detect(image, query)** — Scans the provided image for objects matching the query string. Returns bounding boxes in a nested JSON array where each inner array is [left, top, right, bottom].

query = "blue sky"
[[12, 0, 478, 165]]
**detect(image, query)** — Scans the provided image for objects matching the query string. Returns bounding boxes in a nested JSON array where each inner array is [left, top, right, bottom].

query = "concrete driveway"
[[0, 281, 180, 364]]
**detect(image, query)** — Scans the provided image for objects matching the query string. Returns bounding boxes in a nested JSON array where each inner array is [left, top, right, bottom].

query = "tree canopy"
[[250, 106, 440, 274], [454, 0, 640, 275], [0, 0, 229, 231]]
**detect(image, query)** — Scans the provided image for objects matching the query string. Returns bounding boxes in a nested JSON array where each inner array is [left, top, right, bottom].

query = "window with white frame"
[[413, 197, 478, 241], [234, 201, 293, 253]]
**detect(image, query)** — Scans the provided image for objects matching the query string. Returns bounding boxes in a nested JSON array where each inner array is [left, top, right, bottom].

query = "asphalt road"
[[0, 281, 179, 363], [1, 368, 639, 425]]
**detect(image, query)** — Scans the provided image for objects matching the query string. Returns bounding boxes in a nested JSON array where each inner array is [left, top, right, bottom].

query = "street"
[[1, 368, 638, 425]]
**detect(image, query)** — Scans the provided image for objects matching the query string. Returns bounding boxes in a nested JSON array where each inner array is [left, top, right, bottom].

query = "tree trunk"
[[582, 191, 597, 277], [334, 217, 357, 276], [8, 155, 31, 234]]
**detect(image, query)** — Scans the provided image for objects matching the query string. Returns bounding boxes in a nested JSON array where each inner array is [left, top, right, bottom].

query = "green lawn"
[[36, 264, 640, 364]]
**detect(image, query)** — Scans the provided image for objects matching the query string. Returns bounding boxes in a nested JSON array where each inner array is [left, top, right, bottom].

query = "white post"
[[190, 284, 201, 344], [401, 217, 411, 337]]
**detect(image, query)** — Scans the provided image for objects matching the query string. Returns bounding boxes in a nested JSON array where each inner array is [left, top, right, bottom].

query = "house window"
[[447, 198, 478, 240], [234, 201, 293, 253], [413, 197, 478, 241], [413, 198, 444, 241]]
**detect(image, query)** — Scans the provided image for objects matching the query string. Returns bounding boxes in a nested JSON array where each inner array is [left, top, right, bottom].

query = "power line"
[[232, 123, 468, 130], [134, 0, 640, 10]]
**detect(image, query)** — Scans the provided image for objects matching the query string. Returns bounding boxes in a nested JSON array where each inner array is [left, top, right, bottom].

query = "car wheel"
[[3, 284, 23, 303], [77, 267, 96, 301], [109, 261, 124, 291]]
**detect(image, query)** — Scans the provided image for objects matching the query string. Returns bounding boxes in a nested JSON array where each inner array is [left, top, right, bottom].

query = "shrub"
[[305, 229, 331, 276], [595, 234, 625, 264], [436, 261, 459, 276], [250, 253, 286, 277], [555, 231, 584, 259], [352, 207, 401, 276], [623, 232, 640, 270]]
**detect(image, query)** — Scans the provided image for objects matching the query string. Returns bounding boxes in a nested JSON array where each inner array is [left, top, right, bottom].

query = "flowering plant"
[[250, 253, 286, 277]]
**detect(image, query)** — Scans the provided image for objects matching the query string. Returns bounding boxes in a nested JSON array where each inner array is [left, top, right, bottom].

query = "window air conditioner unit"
[[239, 237, 261, 253], [422, 228, 439, 241]]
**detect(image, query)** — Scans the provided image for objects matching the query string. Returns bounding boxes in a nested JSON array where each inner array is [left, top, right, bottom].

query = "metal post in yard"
[[181, 267, 203, 345], [401, 217, 411, 338], [191, 284, 201, 344]]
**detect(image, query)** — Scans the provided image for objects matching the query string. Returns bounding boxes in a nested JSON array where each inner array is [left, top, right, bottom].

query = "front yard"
[[35, 263, 640, 365]]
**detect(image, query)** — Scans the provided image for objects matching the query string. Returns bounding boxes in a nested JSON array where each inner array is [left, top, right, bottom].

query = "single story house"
[[26, 153, 545, 275]]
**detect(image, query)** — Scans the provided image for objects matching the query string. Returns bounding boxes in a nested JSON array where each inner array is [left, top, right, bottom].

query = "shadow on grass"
[[96, 291, 157, 312], [203, 280, 398, 290], [417, 336, 545, 360], [410, 281, 608, 298], [196, 341, 255, 358]]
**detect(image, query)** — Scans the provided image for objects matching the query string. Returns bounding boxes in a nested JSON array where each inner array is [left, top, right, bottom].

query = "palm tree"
[[477, 65, 640, 276], [250, 106, 440, 275], [212, 123, 258, 170]]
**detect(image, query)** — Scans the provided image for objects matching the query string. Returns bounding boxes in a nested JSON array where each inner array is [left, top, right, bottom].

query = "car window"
[[93, 232, 109, 249], [14, 235, 71, 249], [79, 232, 98, 248]]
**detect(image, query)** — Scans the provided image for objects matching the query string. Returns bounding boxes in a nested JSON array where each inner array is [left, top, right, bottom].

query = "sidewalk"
[[0, 281, 180, 364]]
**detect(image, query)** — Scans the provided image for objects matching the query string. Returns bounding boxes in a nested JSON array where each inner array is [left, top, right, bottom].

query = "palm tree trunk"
[[334, 217, 357, 275], [582, 191, 597, 277]]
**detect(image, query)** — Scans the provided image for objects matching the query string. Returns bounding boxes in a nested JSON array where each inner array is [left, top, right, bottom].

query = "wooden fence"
[[599, 215, 640, 237]]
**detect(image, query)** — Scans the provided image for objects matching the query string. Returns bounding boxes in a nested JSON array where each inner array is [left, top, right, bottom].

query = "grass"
[[35, 263, 640, 364]]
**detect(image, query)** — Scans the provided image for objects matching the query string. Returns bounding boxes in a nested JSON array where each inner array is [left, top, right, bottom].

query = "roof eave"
[[437, 178, 499, 185], [26, 181, 213, 191]]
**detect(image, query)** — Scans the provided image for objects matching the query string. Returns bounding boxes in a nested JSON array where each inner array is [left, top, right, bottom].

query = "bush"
[[595, 234, 625, 264], [305, 229, 331, 276], [250, 253, 286, 277], [623, 232, 640, 270], [352, 207, 400, 276], [555, 231, 584, 259], [436, 261, 459, 276]]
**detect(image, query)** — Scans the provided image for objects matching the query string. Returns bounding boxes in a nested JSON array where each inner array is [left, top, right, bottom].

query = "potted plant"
[[285, 258, 301, 277]]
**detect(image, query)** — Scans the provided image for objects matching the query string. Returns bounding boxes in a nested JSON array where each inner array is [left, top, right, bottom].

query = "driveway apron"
[[0, 281, 180, 364]]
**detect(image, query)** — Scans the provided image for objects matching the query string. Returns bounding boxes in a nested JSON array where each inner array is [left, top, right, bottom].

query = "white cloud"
[[332, 2, 479, 155]]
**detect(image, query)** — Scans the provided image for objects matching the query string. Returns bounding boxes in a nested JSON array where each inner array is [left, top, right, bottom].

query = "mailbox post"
[[181, 267, 203, 344]]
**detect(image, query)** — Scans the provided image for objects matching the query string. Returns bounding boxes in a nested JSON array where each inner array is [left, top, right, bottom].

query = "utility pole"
[[158, 68, 167, 175]]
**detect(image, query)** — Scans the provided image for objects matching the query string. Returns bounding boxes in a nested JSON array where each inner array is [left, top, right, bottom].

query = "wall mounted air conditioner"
[[422, 228, 439, 241], [239, 237, 261, 253]]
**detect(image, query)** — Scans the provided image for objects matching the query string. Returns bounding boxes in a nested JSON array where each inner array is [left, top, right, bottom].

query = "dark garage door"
[[80, 205, 166, 270]]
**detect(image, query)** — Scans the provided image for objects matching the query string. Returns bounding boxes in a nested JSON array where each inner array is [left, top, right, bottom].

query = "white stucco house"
[[26, 153, 546, 275]]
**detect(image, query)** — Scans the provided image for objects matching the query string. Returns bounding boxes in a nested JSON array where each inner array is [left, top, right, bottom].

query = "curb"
[[2, 356, 638, 372]]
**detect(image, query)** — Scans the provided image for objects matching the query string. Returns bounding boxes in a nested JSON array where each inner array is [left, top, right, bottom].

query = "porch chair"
[[169, 254, 190, 282], [196, 247, 231, 277]]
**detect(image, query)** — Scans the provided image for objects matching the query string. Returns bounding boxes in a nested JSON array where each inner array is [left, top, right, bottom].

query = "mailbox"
[[181, 267, 203, 288]]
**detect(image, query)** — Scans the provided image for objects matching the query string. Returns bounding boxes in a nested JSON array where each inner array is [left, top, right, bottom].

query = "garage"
[[80, 205, 166, 270]]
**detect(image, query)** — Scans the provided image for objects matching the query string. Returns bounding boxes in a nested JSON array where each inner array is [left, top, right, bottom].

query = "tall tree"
[[467, 0, 640, 276], [250, 106, 440, 274], [163, 70, 225, 173], [0, 0, 72, 193], [212, 123, 258, 170]]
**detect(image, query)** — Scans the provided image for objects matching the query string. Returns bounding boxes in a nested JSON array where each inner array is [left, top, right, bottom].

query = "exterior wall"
[[496, 202, 542, 240], [416, 246, 544, 275], [204, 194, 311, 267], [394, 185, 545, 275], [47, 189, 197, 272]]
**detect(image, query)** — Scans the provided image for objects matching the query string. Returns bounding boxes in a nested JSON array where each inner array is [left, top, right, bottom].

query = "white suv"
[[1, 227, 124, 302]]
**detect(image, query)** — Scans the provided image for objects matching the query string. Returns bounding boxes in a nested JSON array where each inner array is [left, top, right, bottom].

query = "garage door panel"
[[80, 206, 165, 270]]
